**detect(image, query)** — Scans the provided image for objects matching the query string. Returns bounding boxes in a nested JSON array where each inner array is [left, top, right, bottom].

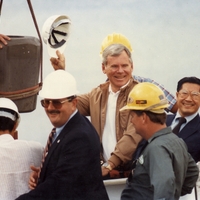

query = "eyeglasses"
[[41, 96, 76, 109], [178, 90, 200, 100]]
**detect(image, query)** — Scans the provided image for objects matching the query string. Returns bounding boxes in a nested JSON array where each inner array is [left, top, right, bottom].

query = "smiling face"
[[102, 50, 133, 92], [176, 83, 200, 117], [44, 98, 77, 127]]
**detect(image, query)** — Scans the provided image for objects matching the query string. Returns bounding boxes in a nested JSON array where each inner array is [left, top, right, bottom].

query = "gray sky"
[[1, 0, 200, 145]]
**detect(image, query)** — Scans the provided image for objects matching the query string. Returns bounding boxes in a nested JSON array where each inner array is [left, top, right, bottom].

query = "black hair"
[[0, 108, 17, 132], [177, 77, 200, 92], [133, 110, 166, 125]]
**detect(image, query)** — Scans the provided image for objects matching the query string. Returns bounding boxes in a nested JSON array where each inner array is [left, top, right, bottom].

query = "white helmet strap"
[[0, 111, 16, 121]]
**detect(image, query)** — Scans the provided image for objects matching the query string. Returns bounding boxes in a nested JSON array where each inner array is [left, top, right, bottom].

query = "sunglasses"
[[41, 96, 76, 109]]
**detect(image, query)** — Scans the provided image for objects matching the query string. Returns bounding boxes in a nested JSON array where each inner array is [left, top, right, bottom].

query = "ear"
[[102, 63, 106, 74], [11, 122, 18, 139], [142, 112, 148, 124], [176, 92, 178, 99], [131, 63, 134, 70], [72, 98, 78, 109]]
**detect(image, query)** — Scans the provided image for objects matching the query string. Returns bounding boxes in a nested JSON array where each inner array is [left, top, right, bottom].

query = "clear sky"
[[1, 0, 200, 145]]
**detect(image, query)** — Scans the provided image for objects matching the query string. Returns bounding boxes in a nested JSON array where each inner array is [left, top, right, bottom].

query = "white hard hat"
[[0, 97, 20, 124], [39, 70, 79, 99], [42, 15, 71, 58]]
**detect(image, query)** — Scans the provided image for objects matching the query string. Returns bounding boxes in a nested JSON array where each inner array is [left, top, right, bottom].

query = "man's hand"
[[50, 50, 65, 70], [29, 165, 40, 190], [0, 34, 10, 48], [101, 165, 110, 176]]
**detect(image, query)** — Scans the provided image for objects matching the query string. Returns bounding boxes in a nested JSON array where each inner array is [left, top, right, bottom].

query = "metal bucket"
[[0, 35, 42, 113]]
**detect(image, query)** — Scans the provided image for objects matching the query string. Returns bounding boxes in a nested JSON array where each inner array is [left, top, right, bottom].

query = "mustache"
[[47, 110, 60, 114]]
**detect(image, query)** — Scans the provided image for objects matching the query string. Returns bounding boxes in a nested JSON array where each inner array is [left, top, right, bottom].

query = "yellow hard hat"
[[120, 82, 169, 113], [100, 33, 133, 55]]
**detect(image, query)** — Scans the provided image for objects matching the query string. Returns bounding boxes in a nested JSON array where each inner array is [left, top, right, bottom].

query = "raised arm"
[[50, 50, 65, 70]]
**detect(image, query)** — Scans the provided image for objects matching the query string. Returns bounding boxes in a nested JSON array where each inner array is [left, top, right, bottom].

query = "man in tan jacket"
[[50, 33, 177, 178]]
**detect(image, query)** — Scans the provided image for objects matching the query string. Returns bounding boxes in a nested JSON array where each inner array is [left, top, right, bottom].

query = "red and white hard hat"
[[42, 15, 71, 58]]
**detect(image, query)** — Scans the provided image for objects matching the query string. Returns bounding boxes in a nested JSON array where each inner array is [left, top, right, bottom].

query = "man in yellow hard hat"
[[120, 82, 198, 200], [50, 33, 177, 179]]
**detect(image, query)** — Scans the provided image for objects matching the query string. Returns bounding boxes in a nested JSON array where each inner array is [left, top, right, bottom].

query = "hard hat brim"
[[120, 104, 169, 113]]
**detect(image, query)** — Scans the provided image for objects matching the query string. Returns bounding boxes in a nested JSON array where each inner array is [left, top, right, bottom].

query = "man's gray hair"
[[102, 44, 133, 65]]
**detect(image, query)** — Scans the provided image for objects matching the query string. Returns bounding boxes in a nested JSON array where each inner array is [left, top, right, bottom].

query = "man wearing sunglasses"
[[16, 70, 109, 200]]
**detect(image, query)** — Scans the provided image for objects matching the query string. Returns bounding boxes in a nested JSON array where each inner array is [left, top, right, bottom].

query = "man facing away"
[[0, 97, 43, 200], [166, 76, 200, 163], [120, 82, 199, 200], [16, 70, 109, 200], [50, 33, 178, 179]]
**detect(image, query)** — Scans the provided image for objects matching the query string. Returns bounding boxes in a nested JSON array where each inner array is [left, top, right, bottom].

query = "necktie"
[[38, 128, 56, 179], [172, 117, 186, 134]]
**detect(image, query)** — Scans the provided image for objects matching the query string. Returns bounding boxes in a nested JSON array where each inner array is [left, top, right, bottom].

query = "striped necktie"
[[172, 117, 186, 134], [38, 128, 56, 179]]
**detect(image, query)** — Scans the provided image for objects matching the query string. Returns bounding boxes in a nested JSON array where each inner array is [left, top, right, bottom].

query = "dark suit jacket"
[[166, 114, 200, 162], [16, 111, 109, 200]]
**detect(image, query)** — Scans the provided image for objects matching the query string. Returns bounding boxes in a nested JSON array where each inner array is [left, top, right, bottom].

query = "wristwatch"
[[103, 162, 112, 171]]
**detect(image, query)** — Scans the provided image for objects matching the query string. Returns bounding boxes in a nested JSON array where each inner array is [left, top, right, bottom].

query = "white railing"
[[104, 178, 127, 200]]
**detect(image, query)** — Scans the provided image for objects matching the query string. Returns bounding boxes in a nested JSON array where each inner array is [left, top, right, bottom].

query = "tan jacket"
[[77, 78, 142, 167]]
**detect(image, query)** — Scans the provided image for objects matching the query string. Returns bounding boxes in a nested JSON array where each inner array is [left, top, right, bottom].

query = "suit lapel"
[[166, 114, 175, 126], [40, 112, 81, 178], [178, 114, 200, 139]]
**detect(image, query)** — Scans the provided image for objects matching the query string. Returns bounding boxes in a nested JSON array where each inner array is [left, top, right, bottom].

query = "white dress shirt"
[[102, 81, 130, 162], [171, 111, 199, 131], [0, 134, 43, 200], [102, 89, 119, 161]]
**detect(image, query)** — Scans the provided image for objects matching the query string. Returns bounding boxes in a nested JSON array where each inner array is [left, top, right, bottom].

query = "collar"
[[56, 109, 78, 132], [53, 109, 78, 142], [175, 111, 199, 124], [0, 134, 14, 142], [148, 127, 172, 143], [108, 79, 131, 94]]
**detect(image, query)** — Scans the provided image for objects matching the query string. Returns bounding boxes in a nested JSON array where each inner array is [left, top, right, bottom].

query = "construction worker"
[[120, 82, 198, 200], [18, 70, 109, 200], [0, 98, 43, 200]]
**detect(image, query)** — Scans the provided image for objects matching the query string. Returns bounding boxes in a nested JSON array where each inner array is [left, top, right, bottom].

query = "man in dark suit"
[[166, 76, 200, 163], [16, 70, 109, 200]]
